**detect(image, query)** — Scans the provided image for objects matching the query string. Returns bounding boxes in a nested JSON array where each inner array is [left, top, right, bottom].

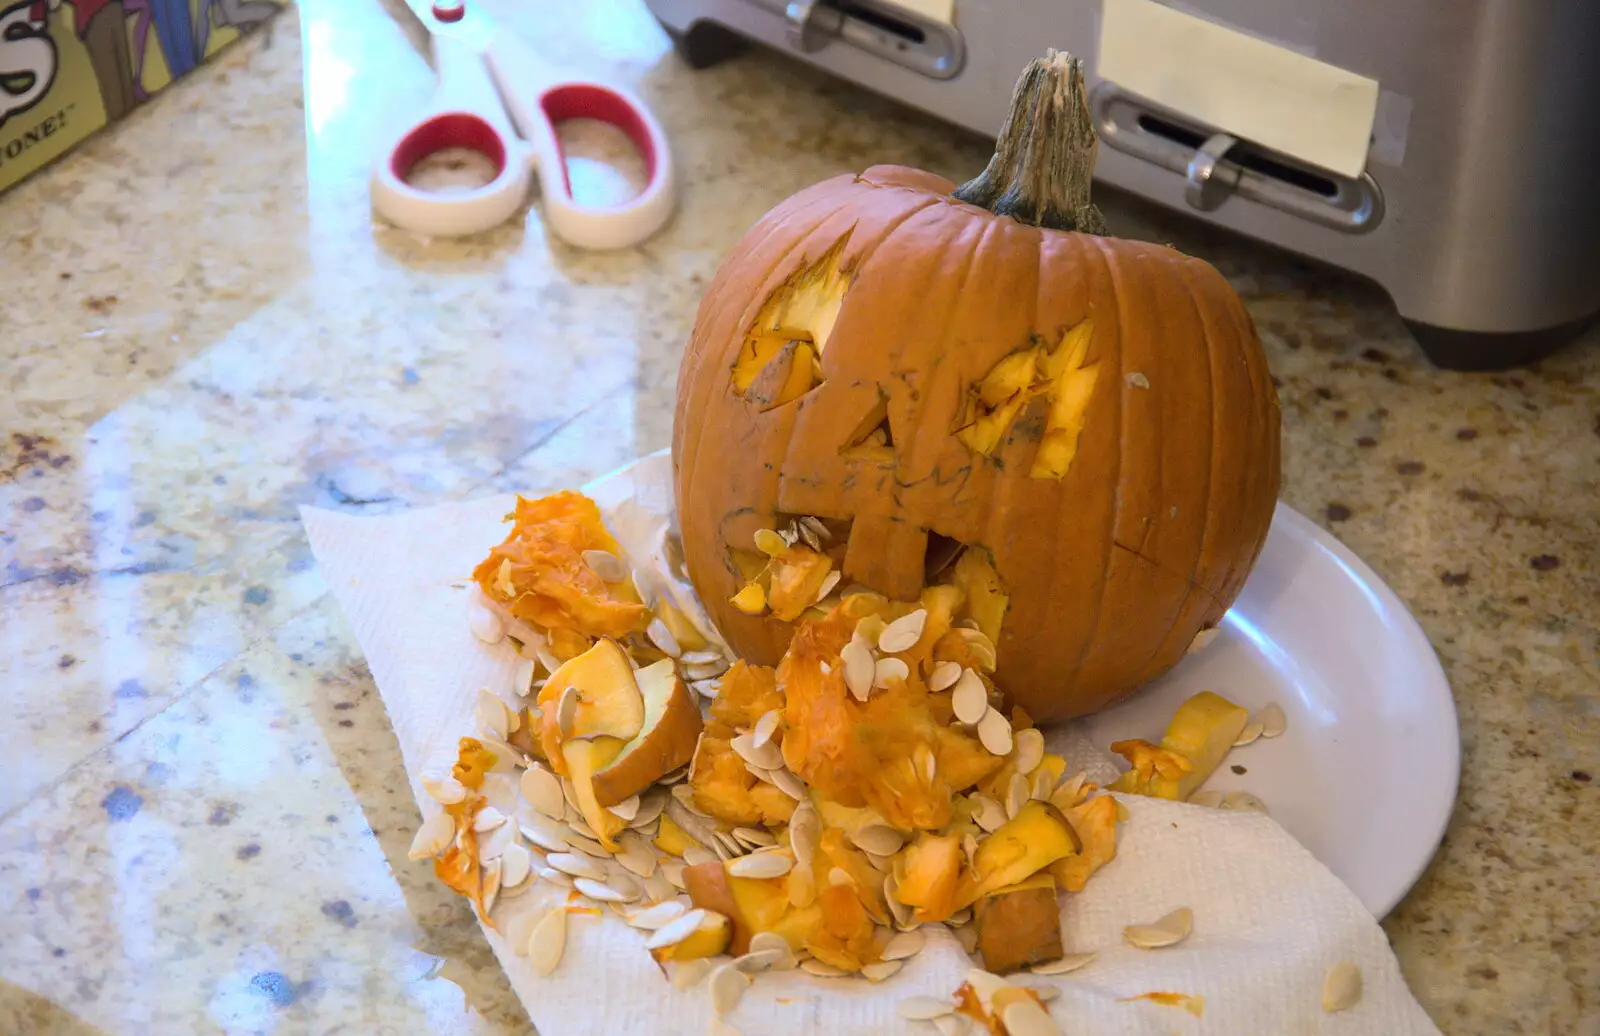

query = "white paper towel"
[[301, 452, 1440, 1036]]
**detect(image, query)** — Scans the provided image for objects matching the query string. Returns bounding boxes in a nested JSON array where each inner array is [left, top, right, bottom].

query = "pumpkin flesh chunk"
[[1109, 690, 1249, 800]]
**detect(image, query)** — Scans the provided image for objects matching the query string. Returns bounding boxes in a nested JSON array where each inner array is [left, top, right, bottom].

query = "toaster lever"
[[785, 0, 844, 52], [1185, 133, 1242, 211]]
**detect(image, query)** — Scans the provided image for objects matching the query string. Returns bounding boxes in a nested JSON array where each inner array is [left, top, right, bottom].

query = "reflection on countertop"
[[1, 1, 1596, 1034]]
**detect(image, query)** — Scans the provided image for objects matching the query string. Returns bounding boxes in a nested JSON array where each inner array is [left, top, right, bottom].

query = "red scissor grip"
[[539, 84, 660, 195], [389, 112, 508, 181]]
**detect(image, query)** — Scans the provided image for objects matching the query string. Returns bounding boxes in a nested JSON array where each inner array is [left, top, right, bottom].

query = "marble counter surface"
[[1, 1, 1596, 1033]]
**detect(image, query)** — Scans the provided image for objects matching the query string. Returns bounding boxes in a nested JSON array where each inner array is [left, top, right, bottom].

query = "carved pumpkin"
[[672, 53, 1280, 721]]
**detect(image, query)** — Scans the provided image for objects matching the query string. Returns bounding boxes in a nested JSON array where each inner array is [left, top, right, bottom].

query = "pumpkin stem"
[[953, 50, 1108, 235]]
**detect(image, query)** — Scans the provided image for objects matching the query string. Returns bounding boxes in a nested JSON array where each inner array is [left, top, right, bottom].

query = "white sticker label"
[[1097, 0, 1380, 178]]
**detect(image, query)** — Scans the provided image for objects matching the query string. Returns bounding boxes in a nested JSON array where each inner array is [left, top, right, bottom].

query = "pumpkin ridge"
[[1047, 231, 1126, 693], [1174, 254, 1235, 609]]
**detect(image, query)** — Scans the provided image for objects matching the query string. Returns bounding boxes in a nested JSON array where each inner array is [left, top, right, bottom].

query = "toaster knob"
[[785, 0, 844, 52]]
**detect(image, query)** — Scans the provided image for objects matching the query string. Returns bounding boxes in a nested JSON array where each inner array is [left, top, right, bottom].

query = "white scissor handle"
[[486, 33, 677, 250], [370, 32, 535, 239]]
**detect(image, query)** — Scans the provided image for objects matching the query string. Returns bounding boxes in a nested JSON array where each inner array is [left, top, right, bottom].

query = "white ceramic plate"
[[604, 452, 1458, 919], [1075, 502, 1460, 917]]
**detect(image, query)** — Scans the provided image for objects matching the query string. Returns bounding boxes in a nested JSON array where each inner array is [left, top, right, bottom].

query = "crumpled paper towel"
[[301, 451, 1440, 1036]]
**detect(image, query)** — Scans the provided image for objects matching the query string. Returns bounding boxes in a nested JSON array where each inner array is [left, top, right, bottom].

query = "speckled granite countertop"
[[1, 1, 1596, 1033]]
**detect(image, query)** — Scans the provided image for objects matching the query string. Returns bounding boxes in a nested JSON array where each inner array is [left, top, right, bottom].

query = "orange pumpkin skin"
[[672, 164, 1280, 722]]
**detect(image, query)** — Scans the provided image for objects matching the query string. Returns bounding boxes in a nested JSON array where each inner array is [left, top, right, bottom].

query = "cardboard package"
[[0, 0, 286, 193]]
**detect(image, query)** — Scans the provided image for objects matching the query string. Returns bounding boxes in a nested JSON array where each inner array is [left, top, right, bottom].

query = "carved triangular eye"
[[840, 391, 894, 462]]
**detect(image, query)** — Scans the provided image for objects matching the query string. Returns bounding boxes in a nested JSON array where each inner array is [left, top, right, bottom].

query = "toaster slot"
[[768, 0, 965, 79], [1092, 87, 1383, 233]]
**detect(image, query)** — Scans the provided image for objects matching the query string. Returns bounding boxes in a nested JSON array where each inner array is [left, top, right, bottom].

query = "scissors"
[[371, 0, 675, 249]]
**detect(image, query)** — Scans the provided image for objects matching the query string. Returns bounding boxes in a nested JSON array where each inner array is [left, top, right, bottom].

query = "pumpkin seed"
[[512, 657, 538, 699], [556, 686, 580, 739], [609, 794, 642, 822], [1233, 722, 1264, 747], [928, 661, 962, 692], [564, 831, 611, 857], [827, 867, 854, 887], [507, 907, 542, 956], [499, 842, 532, 888], [660, 859, 688, 890], [850, 824, 906, 857], [898, 996, 955, 1021], [934, 1014, 974, 1036], [961, 833, 979, 869], [881, 928, 926, 960], [955, 923, 980, 954], [478, 817, 520, 861], [733, 947, 787, 974], [799, 516, 831, 542], [520, 765, 566, 820], [660, 765, 691, 785], [1186, 626, 1219, 653], [533, 642, 563, 678], [1257, 702, 1287, 738], [813, 569, 842, 604], [710, 831, 739, 860], [646, 908, 710, 950], [528, 907, 567, 975], [615, 832, 658, 877], [408, 812, 454, 859], [878, 609, 927, 653], [800, 959, 849, 977], [566, 815, 600, 839], [1222, 790, 1269, 814], [1051, 771, 1089, 810], [473, 806, 508, 832], [468, 600, 506, 644], [884, 875, 914, 929], [978, 708, 1015, 756], [730, 732, 784, 771], [1322, 961, 1363, 1012], [1012, 727, 1045, 775], [951, 671, 989, 726], [733, 826, 777, 848], [680, 649, 723, 666], [683, 846, 719, 868], [855, 615, 888, 646], [671, 958, 711, 990], [1005, 773, 1029, 819], [685, 658, 730, 681], [770, 767, 809, 801], [971, 794, 1007, 833], [1124, 907, 1193, 948], [841, 640, 876, 701], [1030, 952, 1097, 975], [748, 931, 797, 970], [874, 656, 910, 688], [480, 858, 503, 915], [582, 549, 627, 583], [539, 866, 574, 888], [862, 960, 903, 982], [728, 852, 793, 880], [916, 743, 938, 784], [1032, 768, 1056, 801], [751, 710, 782, 749], [574, 877, 634, 903], [948, 907, 972, 926], [546, 852, 606, 881], [754, 528, 787, 556], [630, 900, 687, 930], [647, 617, 682, 658], [519, 815, 570, 853], [475, 688, 510, 741], [957, 629, 999, 670], [690, 678, 722, 699], [424, 776, 467, 805], [1000, 999, 1061, 1036], [631, 569, 658, 609], [1187, 790, 1225, 809], [1125, 370, 1151, 390]]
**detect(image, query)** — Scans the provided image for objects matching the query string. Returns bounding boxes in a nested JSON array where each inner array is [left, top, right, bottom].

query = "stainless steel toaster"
[[643, 0, 1600, 369]]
